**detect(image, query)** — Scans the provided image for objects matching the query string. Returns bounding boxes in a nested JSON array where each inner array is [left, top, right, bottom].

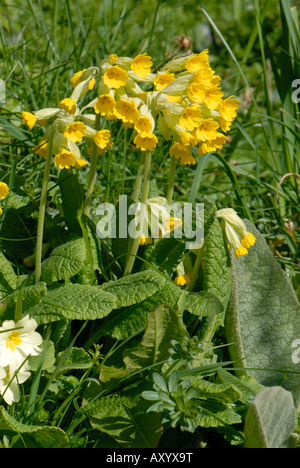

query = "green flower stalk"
[[124, 151, 152, 276], [35, 130, 54, 284]]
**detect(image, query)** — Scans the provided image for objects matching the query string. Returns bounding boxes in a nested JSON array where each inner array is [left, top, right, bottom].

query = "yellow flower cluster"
[[21, 50, 238, 170], [0, 182, 9, 216], [21, 67, 112, 170], [90, 50, 238, 164]]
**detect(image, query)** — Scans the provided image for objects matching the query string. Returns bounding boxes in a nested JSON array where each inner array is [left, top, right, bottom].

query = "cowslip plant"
[[0, 45, 299, 449]]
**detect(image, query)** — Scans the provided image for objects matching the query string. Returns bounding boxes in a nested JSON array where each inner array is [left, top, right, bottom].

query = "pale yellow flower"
[[54, 149, 77, 169], [21, 111, 37, 130], [130, 53, 153, 78], [103, 66, 128, 89]]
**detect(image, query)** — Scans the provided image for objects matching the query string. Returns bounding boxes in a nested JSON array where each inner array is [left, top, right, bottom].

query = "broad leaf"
[[203, 216, 232, 308], [28, 283, 117, 323], [123, 304, 188, 374], [244, 386, 297, 448], [0, 407, 69, 448], [40, 237, 86, 284], [0, 251, 18, 297], [100, 270, 166, 308], [82, 394, 162, 448], [225, 221, 300, 405]]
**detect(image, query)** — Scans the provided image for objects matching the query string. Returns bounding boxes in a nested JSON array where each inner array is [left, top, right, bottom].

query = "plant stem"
[[124, 151, 152, 276], [131, 151, 145, 202], [188, 246, 204, 292], [35, 130, 53, 284], [83, 113, 101, 217], [167, 155, 176, 206]]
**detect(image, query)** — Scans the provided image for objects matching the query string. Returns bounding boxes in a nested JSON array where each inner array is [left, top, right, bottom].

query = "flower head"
[[54, 149, 77, 169], [114, 99, 139, 124], [185, 50, 209, 73], [94, 129, 113, 152], [59, 98, 77, 115], [134, 133, 158, 151], [130, 53, 153, 78], [21, 111, 37, 130], [103, 66, 128, 89], [217, 208, 256, 258], [154, 71, 175, 91], [0, 315, 42, 372], [0, 182, 9, 200], [64, 121, 87, 142], [134, 115, 153, 136], [94, 94, 116, 118], [0, 365, 31, 405]]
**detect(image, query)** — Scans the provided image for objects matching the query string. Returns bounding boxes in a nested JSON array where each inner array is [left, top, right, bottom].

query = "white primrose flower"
[[0, 315, 43, 372], [0, 364, 31, 405]]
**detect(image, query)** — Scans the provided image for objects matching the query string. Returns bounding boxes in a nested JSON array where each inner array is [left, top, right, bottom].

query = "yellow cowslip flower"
[[134, 133, 158, 151], [198, 134, 227, 155], [240, 232, 256, 249], [186, 83, 206, 103], [134, 115, 153, 136], [109, 54, 119, 63], [169, 142, 195, 165], [218, 96, 239, 122], [70, 69, 95, 90], [0, 207, 3, 216], [175, 272, 193, 286], [217, 208, 256, 258], [71, 69, 85, 88], [202, 87, 224, 110], [75, 157, 88, 168], [139, 236, 153, 246], [114, 99, 139, 124], [191, 66, 215, 88], [163, 217, 183, 235], [179, 106, 203, 131], [64, 121, 87, 143], [218, 117, 232, 133], [33, 139, 49, 158], [154, 71, 175, 91], [54, 149, 77, 169], [130, 53, 153, 78], [59, 98, 77, 115], [94, 94, 116, 117], [93, 129, 113, 151], [103, 66, 128, 89], [21, 111, 37, 130], [0, 182, 9, 200], [179, 152, 196, 166], [195, 119, 220, 142], [185, 50, 209, 73]]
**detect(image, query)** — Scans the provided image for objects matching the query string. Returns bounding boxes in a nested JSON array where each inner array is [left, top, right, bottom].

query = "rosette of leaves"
[[142, 372, 201, 433]]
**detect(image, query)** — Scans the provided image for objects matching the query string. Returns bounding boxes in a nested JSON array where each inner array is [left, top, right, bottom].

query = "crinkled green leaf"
[[28, 283, 117, 323], [41, 237, 86, 284], [3, 282, 47, 313], [0, 251, 17, 297], [99, 279, 185, 340], [101, 270, 166, 308], [225, 220, 300, 405], [0, 407, 69, 448]]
